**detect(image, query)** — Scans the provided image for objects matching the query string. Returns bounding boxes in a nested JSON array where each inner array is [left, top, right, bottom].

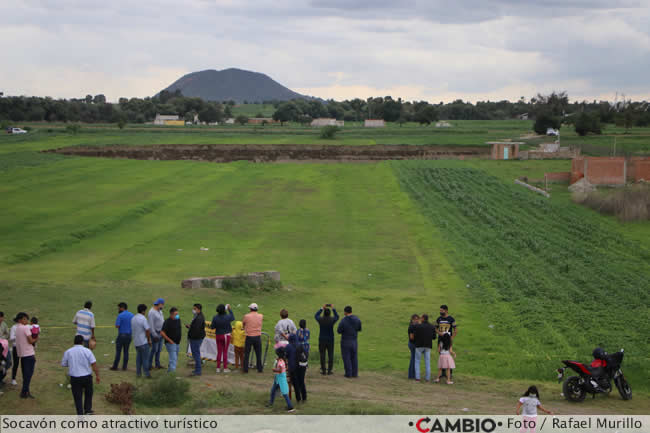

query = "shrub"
[[117, 119, 127, 129], [320, 125, 339, 139], [221, 274, 255, 291], [0, 119, 9, 130], [575, 112, 601, 136], [533, 111, 560, 135], [134, 375, 190, 407], [22, 126, 33, 131], [235, 115, 249, 125], [105, 382, 135, 414], [573, 185, 650, 221], [65, 124, 81, 134]]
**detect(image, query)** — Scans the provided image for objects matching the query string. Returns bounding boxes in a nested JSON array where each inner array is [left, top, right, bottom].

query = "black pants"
[[70, 375, 93, 415], [341, 340, 358, 378], [292, 367, 307, 401], [11, 346, 20, 380], [243, 336, 262, 372], [20, 355, 35, 395], [319, 341, 334, 373]]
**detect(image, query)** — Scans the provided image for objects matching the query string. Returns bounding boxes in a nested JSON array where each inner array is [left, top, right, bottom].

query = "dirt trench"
[[45, 144, 491, 163]]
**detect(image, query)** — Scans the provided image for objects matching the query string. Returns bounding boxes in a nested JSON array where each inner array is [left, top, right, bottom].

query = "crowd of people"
[[0, 301, 364, 414], [0, 301, 555, 421]]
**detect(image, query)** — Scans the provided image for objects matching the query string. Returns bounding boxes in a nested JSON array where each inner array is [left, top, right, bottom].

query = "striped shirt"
[[73, 309, 95, 341]]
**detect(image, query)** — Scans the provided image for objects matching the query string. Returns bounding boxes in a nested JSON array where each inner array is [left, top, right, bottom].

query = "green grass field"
[[0, 124, 648, 415]]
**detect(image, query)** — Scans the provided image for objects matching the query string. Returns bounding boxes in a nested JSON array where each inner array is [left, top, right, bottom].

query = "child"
[[30, 317, 40, 347], [516, 386, 553, 433], [266, 347, 295, 413], [297, 319, 310, 356], [434, 333, 455, 384], [231, 320, 246, 370]]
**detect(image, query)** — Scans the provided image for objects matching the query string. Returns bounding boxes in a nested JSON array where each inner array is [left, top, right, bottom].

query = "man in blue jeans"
[[413, 314, 436, 382], [160, 307, 181, 373], [131, 304, 152, 378], [147, 298, 165, 370], [337, 306, 362, 378], [110, 303, 134, 371], [186, 303, 205, 376]]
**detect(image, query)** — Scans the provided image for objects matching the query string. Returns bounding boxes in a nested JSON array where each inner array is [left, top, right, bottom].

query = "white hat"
[[248, 303, 258, 310]]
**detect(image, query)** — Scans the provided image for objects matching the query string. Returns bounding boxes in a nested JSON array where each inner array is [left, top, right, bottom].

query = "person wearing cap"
[[61, 335, 100, 415], [73, 301, 95, 348], [148, 298, 165, 370], [242, 303, 264, 373]]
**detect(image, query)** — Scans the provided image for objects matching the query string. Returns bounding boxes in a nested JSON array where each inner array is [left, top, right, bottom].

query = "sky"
[[1, 0, 648, 103]]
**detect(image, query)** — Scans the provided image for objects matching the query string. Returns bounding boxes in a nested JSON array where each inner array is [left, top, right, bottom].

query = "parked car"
[[7, 127, 28, 134], [546, 128, 559, 136]]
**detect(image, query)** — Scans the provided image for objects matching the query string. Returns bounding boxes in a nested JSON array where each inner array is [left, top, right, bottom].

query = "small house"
[[364, 119, 385, 128]]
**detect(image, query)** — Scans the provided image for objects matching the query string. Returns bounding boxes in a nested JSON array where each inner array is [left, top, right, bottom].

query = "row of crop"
[[392, 162, 649, 367]]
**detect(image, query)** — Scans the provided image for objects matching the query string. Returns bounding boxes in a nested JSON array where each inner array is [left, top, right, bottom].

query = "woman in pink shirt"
[[14, 312, 38, 399]]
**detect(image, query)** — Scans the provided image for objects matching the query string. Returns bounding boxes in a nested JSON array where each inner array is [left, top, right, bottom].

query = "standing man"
[[73, 301, 95, 348], [337, 306, 362, 378], [110, 302, 133, 371], [186, 303, 205, 376], [14, 312, 37, 398], [273, 309, 297, 346], [242, 303, 264, 373], [412, 314, 436, 382], [435, 305, 458, 340], [160, 307, 181, 373], [436, 304, 457, 380], [131, 304, 152, 378], [61, 335, 100, 415], [147, 299, 165, 370], [314, 304, 339, 375]]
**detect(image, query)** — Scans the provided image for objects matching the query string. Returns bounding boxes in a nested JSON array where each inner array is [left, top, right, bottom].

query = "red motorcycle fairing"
[[565, 360, 592, 376]]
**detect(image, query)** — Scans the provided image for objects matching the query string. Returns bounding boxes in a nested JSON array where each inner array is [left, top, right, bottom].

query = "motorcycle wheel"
[[614, 376, 632, 400], [563, 376, 586, 402]]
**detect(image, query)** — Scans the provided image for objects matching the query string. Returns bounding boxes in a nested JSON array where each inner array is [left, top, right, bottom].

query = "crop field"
[[0, 125, 648, 414], [392, 162, 650, 385]]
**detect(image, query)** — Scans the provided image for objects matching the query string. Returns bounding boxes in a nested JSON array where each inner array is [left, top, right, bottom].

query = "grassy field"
[[0, 125, 648, 415]]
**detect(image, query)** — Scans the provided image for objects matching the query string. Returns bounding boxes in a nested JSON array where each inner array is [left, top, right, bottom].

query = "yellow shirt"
[[231, 321, 246, 347]]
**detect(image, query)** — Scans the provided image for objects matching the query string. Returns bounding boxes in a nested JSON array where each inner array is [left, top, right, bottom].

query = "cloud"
[[0, 0, 648, 102]]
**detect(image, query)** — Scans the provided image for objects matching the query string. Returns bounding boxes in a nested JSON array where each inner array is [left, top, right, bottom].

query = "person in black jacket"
[[314, 304, 339, 375], [185, 304, 205, 376], [337, 306, 362, 378], [210, 304, 235, 373]]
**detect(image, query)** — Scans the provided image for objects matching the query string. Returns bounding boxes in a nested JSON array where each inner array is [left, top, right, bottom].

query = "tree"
[[199, 105, 222, 124], [575, 112, 601, 136], [414, 104, 438, 125], [533, 111, 561, 135], [320, 125, 339, 139], [272, 102, 299, 126], [85, 95, 93, 104], [235, 115, 248, 125], [93, 94, 106, 104]]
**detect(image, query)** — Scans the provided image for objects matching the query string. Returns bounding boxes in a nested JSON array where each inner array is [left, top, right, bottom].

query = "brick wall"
[[571, 156, 650, 185], [629, 157, 650, 182]]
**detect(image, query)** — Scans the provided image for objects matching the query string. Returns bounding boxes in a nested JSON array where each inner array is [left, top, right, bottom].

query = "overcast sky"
[[1, 0, 648, 103]]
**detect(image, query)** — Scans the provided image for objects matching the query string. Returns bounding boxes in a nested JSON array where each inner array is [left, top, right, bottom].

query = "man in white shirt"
[[131, 304, 152, 378], [147, 298, 165, 370], [61, 335, 100, 415], [73, 301, 95, 348], [274, 309, 297, 345]]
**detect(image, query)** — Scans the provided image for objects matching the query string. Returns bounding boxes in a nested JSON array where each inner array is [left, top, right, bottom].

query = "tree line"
[[1, 89, 648, 136]]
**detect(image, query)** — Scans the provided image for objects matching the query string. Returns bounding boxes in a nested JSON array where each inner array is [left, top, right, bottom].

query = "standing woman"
[[408, 314, 420, 380], [210, 304, 235, 373], [10, 316, 20, 386]]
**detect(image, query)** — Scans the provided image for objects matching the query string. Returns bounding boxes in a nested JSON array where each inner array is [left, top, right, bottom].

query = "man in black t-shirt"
[[435, 305, 457, 379], [160, 307, 182, 373], [435, 304, 457, 341]]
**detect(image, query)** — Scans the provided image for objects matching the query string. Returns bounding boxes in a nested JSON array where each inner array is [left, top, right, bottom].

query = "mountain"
[[159, 68, 311, 103]]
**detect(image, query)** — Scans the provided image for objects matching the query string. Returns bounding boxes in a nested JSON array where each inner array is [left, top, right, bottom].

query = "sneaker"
[[223, 368, 231, 373], [215, 369, 221, 373], [109, 367, 118, 371], [287, 408, 296, 413], [85, 410, 95, 415], [327, 371, 333, 375], [320, 370, 326, 375], [11, 379, 17, 386], [265, 403, 272, 408]]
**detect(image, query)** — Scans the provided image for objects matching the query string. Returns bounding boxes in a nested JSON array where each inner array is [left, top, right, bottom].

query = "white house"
[[364, 119, 385, 128], [153, 114, 180, 125], [311, 118, 344, 127], [435, 121, 452, 128]]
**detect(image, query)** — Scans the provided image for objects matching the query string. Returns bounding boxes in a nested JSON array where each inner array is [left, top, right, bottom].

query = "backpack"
[[297, 345, 308, 368]]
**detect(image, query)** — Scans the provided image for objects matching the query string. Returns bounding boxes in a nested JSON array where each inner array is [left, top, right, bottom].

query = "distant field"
[[230, 103, 276, 117]]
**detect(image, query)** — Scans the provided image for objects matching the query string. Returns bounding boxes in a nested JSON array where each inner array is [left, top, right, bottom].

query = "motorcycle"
[[557, 348, 632, 402]]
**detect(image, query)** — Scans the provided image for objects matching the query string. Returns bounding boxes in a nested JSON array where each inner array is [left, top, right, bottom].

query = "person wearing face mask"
[[160, 307, 182, 373], [186, 304, 206, 376]]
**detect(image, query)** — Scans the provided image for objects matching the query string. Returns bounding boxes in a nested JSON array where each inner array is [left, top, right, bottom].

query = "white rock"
[[462, 408, 469, 412], [488, 324, 494, 329], [67, 384, 71, 389], [59, 384, 63, 387]]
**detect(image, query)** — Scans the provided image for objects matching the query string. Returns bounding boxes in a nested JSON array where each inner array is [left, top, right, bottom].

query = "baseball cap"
[[154, 298, 165, 305], [248, 303, 258, 310]]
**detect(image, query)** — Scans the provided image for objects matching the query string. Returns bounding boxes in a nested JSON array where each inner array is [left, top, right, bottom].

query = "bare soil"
[[45, 144, 490, 163]]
